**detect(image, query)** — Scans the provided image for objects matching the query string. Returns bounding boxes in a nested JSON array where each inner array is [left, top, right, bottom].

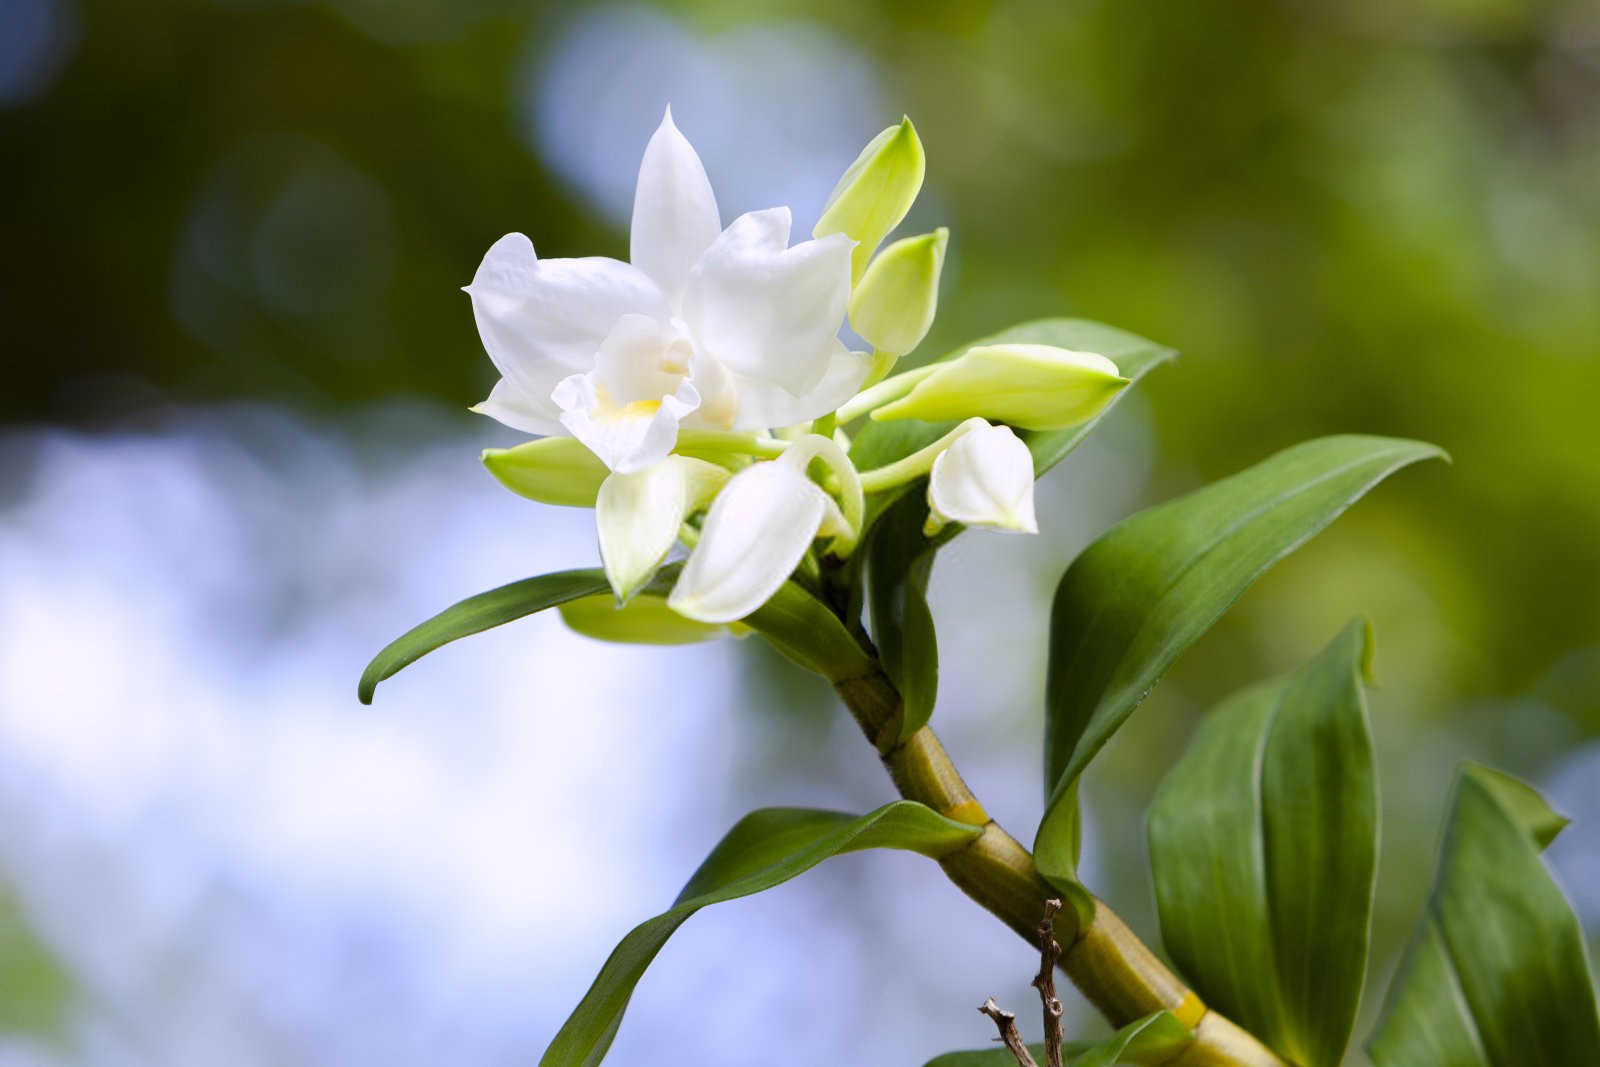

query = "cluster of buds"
[[467, 111, 1128, 632]]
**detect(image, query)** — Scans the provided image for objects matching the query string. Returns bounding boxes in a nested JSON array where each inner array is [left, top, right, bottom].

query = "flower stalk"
[[833, 659, 1288, 1067]]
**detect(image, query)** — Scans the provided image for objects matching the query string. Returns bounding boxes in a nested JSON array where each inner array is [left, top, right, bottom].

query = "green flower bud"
[[814, 117, 925, 282], [482, 437, 611, 507], [871, 344, 1128, 430], [849, 228, 947, 358]]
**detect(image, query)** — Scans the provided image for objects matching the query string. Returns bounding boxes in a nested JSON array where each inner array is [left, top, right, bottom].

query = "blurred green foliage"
[[0, 886, 71, 1038]]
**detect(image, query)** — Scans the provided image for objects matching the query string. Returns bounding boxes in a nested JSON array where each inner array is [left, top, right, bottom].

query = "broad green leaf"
[[1367, 765, 1600, 1066], [359, 567, 870, 702], [1147, 620, 1378, 1067], [866, 491, 939, 746], [1035, 435, 1443, 885], [922, 1010, 1191, 1067], [358, 569, 610, 703], [849, 318, 1176, 528], [545, 802, 982, 1066]]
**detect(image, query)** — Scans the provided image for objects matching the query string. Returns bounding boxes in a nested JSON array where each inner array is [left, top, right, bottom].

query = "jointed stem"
[[832, 662, 1287, 1067]]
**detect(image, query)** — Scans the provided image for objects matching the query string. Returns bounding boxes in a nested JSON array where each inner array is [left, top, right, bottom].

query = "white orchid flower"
[[466, 108, 867, 473], [668, 435, 860, 624], [925, 422, 1039, 536]]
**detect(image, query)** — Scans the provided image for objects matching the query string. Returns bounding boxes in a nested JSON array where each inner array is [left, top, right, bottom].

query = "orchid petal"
[[682, 208, 854, 398], [668, 461, 828, 623], [727, 341, 868, 431], [590, 314, 693, 406], [596, 456, 728, 602], [470, 376, 564, 436], [630, 107, 721, 308], [466, 234, 667, 405], [554, 372, 700, 475], [927, 422, 1039, 535]]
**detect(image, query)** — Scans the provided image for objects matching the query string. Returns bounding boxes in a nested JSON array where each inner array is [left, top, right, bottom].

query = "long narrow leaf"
[[1035, 435, 1443, 886], [545, 802, 983, 1066], [358, 569, 610, 703], [1367, 765, 1600, 1066], [359, 566, 871, 702], [1147, 620, 1378, 1067]]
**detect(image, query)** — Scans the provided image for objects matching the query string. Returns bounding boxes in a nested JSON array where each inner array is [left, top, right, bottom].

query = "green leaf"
[[1367, 765, 1600, 1066], [1068, 1011, 1193, 1067], [1035, 435, 1443, 885], [544, 801, 983, 1067], [849, 318, 1176, 528], [360, 568, 870, 702], [922, 1010, 1191, 1067], [1146, 619, 1378, 1067], [866, 491, 939, 746], [0, 883, 72, 1039], [358, 569, 611, 703]]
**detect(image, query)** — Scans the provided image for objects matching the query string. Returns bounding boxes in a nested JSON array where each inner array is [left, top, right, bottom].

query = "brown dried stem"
[[979, 997, 1040, 1067], [1033, 898, 1066, 1067]]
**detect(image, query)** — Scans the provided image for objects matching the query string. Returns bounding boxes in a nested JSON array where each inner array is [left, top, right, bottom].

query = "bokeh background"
[[2, 0, 1598, 1063]]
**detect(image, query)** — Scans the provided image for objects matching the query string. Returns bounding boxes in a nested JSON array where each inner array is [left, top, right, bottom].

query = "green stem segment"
[[834, 361, 939, 424], [832, 661, 1287, 1067], [857, 417, 986, 494]]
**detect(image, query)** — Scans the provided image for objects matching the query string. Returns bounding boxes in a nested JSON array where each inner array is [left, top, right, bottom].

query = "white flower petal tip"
[[872, 344, 1126, 430], [596, 456, 728, 603], [926, 423, 1039, 535], [667, 461, 831, 624], [470, 376, 564, 436], [631, 108, 721, 306]]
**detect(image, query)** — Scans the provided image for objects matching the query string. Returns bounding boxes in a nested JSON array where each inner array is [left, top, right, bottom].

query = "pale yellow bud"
[[871, 344, 1128, 431], [813, 117, 925, 282], [849, 229, 947, 358]]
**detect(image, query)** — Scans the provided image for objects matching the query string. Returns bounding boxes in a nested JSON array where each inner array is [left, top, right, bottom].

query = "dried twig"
[[979, 997, 1040, 1067], [1032, 899, 1066, 1067]]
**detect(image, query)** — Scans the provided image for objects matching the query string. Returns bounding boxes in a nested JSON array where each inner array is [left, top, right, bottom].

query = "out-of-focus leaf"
[[921, 1010, 1191, 1067], [867, 491, 939, 746], [0, 885, 72, 1038], [849, 318, 1176, 526], [1034, 435, 1443, 886], [544, 802, 983, 1067], [1147, 620, 1377, 1067], [1367, 765, 1600, 1066], [361, 567, 869, 702], [481, 436, 611, 507], [558, 593, 734, 645]]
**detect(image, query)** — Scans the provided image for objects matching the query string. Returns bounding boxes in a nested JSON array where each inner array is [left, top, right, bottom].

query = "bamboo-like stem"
[[833, 663, 1287, 1067]]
